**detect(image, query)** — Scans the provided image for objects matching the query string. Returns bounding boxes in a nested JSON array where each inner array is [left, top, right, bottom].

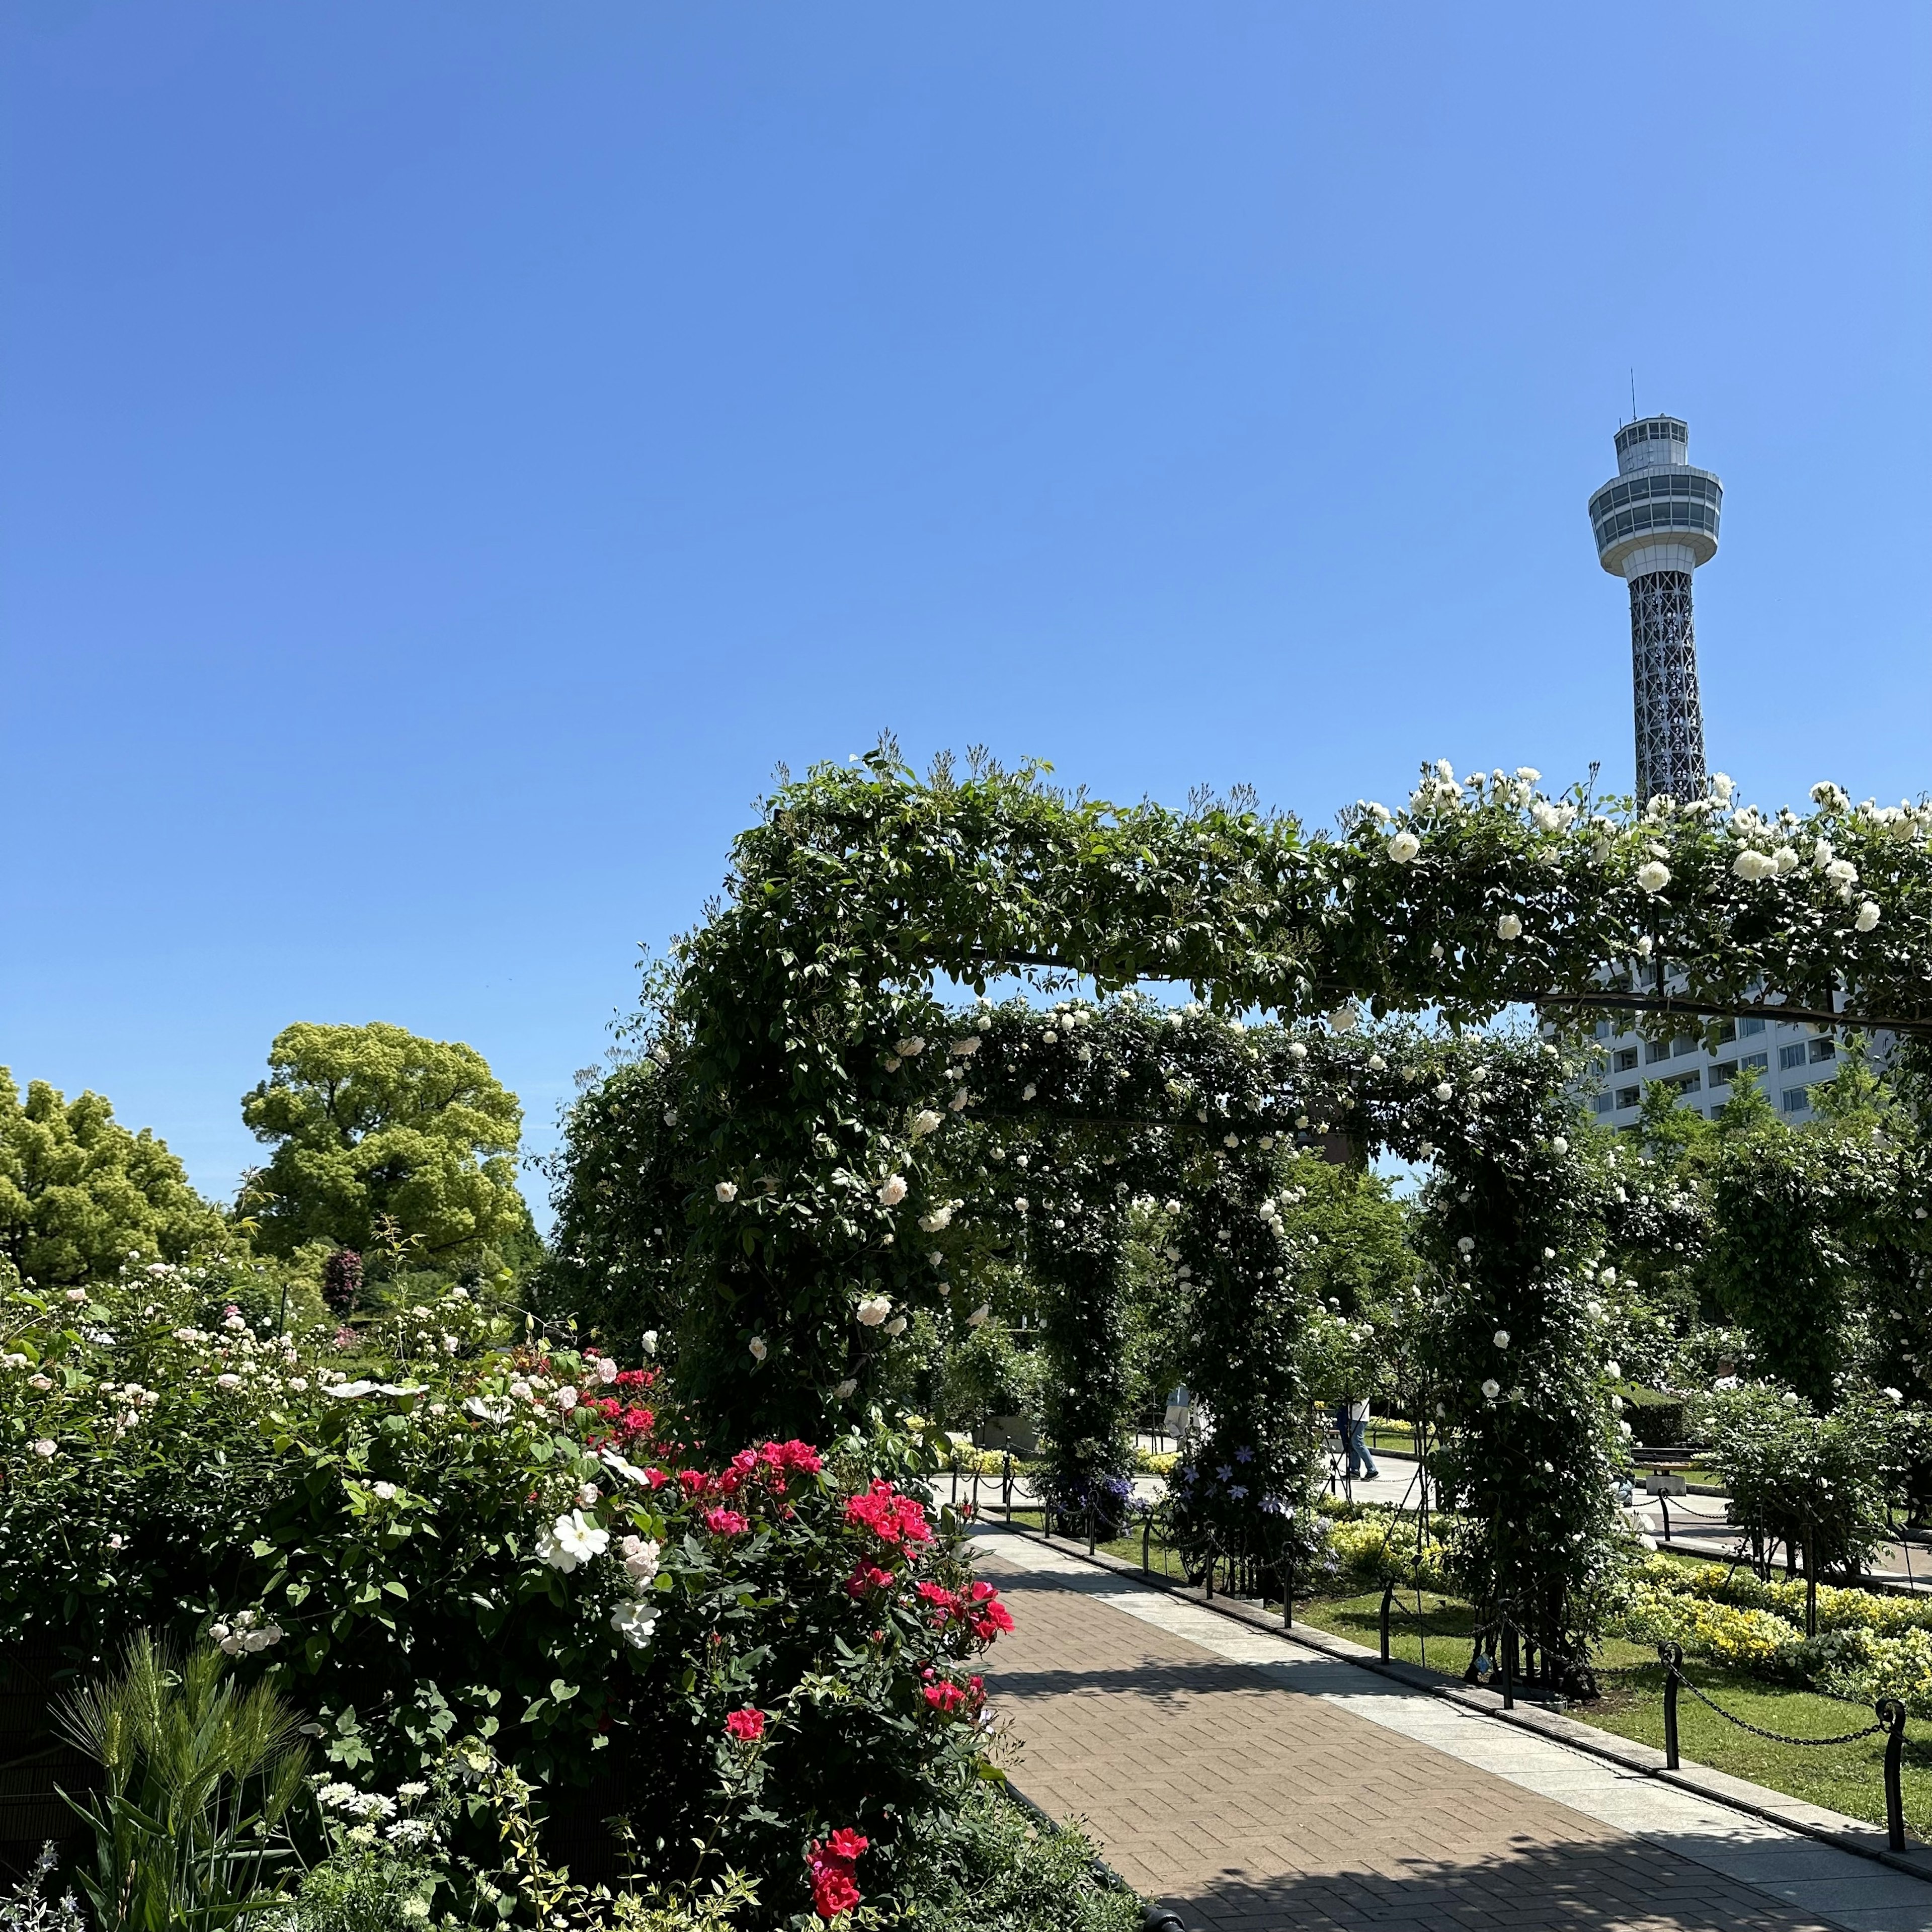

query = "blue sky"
[[4, 4, 1927, 1217]]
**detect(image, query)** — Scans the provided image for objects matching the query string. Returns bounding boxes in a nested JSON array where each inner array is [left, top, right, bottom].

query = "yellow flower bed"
[[1613, 1558, 1932, 1716]]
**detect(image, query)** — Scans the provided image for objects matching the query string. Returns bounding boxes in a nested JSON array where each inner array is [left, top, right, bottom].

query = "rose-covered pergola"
[[555, 748, 1932, 1685]]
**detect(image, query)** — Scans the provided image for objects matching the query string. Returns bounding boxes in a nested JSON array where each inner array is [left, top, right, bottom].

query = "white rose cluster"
[[210, 1608, 285, 1656]]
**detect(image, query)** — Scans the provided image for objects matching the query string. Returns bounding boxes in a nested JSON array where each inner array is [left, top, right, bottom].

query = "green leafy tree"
[[240, 1023, 532, 1271], [0, 1070, 226, 1287]]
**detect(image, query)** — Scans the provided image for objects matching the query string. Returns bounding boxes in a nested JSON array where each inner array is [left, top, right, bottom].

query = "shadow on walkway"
[[1157, 1832, 1844, 1932]]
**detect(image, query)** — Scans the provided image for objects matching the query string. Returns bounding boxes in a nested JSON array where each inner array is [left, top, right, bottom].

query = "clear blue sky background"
[[5, 4, 1928, 1220]]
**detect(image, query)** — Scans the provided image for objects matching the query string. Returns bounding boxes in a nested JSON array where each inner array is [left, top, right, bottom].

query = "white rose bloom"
[[1636, 860, 1671, 894], [1387, 831, 1421, 864], [1552, 1137, 1569, 1154], [884, 1315, 907, 1337], [896, 1037, 927, 1057], [555, 1386, 580, 1412], [1328, 1003, 1359, 1033], [911, 1109, 943, 1138], [371, 1481, 397, 1501], [1481, 1379, 1501, 1401], [594, 1357, 620, 1385], [1457, 1236, 1475, 1255], [1495, 913, 1522, 940], [1492, 1330, 1510, 1350], [1605, 1361, 1623, 1380], [1433, 1082, 1454, 1101], [620, 1534, 662, 1584], [715, 1181, 739, 1203], [918, 1205, 954, 1232], [966, 1304, 992, 1328], [642, 1330, 659, 1356], [30, 1438, 56, 1458], [1435, 758, 1455, 780], [1367, 1053, 1387, 1071], [1856, 901, 1881, 933], [834, 1378, 858, 1399], [538, 1510, 609, 1573], [855, 1296, 892, 1327], [748, 1337, 767, 1363], [1712, 772, 1735, 801], [877, 1174, 908, 1206], [1732, 849, 1774, 881], [611, 1599, 661, 1649]]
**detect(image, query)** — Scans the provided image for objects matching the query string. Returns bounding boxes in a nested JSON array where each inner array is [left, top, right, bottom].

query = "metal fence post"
[[1804, 1516, 1818, 1639], [1660, 1642, 1682, 1770], [1380, 1584, 1393, 1663], [1501, 1624, 1516, 1711], [1087, 1500, 1096, 1557], [1142, 1513, 1152, 1578], [1881, 1698, 1907, 1851], [1003, 1452, 1012, 1524]]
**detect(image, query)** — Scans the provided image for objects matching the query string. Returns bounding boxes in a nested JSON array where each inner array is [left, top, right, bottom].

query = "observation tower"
[[1587, 416, 1724, 803]]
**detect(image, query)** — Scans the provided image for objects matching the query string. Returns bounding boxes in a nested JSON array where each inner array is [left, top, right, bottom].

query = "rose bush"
[[0, 1261, 1024, 1921]]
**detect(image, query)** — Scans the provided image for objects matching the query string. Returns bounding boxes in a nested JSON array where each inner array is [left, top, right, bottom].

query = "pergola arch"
[[559, 751, 1932, 1685]]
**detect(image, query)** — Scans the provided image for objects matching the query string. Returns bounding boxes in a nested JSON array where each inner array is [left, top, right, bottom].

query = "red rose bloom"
[[810, 1865, 860, 1919], [807, 1829, 869, 1918], [725, 1707, 766, 1742], [844, 1480, 933, 1547], [704, 1507, 750, 1537]]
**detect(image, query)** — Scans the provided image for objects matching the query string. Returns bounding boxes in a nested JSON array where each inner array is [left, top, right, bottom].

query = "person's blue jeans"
[[1345, 1416, 1379, 1480]]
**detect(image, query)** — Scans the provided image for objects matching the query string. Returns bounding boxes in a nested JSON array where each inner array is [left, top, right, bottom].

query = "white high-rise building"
[[1579, 1013, 1850, 1128]]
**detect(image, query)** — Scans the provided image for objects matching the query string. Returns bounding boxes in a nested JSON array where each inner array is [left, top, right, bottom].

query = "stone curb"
[[971, 1519, 1932, 1891]]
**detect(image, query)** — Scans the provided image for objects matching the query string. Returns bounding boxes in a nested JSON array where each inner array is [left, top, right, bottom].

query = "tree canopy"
[[240, 1022, 531, 1269], [0, 1070, 226, 1287]]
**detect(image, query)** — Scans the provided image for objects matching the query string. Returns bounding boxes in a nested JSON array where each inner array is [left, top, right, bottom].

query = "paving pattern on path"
[[973, 1531, 1932, 1932]]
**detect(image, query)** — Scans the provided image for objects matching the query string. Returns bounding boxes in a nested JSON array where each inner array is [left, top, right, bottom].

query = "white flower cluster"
[[210, 1608, 285, 1656]]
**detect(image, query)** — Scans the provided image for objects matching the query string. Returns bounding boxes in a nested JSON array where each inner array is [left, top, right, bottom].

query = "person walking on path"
[[1339, 1395, 1379, 1482]]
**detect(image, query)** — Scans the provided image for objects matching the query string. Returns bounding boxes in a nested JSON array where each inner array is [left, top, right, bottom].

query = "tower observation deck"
[[1587, 416, 1723, 804]]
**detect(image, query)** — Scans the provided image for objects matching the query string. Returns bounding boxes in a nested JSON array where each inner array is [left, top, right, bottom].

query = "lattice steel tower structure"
[[1587, 416, 1724, 803]]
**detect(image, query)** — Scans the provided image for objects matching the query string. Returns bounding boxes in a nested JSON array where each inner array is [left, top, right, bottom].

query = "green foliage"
[[0, 1069, 227, 1288], [1697, 1382, 1898, 1576], [242, 1024, 533, 1273], [55, 1632, 309, 1931], [0, 1260, 1021, 1921], [1705, 1131, 1896, 1407], [887, 1786, 1143, 1932], [935, 1317, 1042, 1434]]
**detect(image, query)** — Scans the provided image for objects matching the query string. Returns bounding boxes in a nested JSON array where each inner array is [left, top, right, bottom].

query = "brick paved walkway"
[[973, 1533, 1923, 1932]]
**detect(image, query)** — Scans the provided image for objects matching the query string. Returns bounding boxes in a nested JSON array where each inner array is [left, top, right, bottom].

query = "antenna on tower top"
[[1630, 369, 1638, 420]]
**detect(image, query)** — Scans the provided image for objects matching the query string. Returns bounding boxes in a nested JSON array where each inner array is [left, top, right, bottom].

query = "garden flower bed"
[[0, 1260, 1135, 1927]]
